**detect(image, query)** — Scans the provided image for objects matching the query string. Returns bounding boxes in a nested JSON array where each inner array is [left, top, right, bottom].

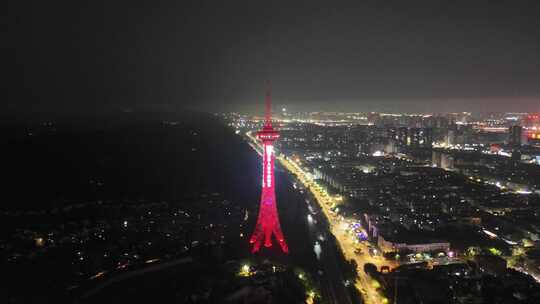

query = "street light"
[[239, 264, 251, 276]]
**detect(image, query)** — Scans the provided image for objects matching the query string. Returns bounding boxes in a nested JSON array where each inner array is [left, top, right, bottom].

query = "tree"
[[364, 263, 378, 276]]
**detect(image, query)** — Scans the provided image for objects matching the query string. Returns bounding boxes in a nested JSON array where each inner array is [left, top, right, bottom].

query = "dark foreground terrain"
[[0, 111, 320, 303]]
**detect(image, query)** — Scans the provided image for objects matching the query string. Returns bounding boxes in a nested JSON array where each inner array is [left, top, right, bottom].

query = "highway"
[[277, 154, 397, 304], [304, 190, 354, 304]]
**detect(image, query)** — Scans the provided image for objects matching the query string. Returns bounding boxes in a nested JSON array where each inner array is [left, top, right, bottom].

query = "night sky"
[[4, 1, 540, 114]]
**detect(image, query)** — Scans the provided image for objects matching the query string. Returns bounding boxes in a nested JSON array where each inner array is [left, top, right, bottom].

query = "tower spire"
[[264, 80, 272, 127]]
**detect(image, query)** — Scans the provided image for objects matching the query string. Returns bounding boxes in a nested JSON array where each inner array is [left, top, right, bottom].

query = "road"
[[304, 190, 354, 304], [278, 154, 396, 304]]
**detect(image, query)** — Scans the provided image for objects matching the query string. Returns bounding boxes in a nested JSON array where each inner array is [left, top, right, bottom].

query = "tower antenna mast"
[[265, 80, 272, 127]]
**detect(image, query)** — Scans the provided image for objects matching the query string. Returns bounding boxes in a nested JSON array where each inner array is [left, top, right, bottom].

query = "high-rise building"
[[250, 82, 289, 254], [432, 150, 442, 167], [386, 126, 397, 140], [441, 153, 455, 170], [397, 127, 408, 146], [385, 139, 398, 154], [409, 128, 421, 146], [408, 128, 433, 147], [446, 129, 456, 146], [424, 128, 434, 147], [508, 125, 523, 147]]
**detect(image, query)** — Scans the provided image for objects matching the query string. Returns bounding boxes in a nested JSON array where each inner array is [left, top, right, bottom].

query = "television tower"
[[249, 81, 289, 253]]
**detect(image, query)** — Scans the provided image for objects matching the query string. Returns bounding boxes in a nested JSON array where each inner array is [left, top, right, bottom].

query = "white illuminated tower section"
[[249, 81, 289, 253]]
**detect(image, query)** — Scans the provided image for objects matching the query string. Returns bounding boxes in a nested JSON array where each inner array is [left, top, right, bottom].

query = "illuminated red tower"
[[250, 81, 289, 254]]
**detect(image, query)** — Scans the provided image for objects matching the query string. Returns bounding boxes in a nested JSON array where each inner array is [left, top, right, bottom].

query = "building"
[[446, 129, 456, 146], [397, 127, 408, 146], [440, 153, 454, 170], [508, 125, 523, 147], [432, 150, 442, 167], [409, 128, 433, 147], [378, 234, 450, 253], [385, 139, 398, 154]]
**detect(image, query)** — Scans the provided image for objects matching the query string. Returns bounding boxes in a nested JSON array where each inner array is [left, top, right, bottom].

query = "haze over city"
[[4, 0, 540, 114]]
